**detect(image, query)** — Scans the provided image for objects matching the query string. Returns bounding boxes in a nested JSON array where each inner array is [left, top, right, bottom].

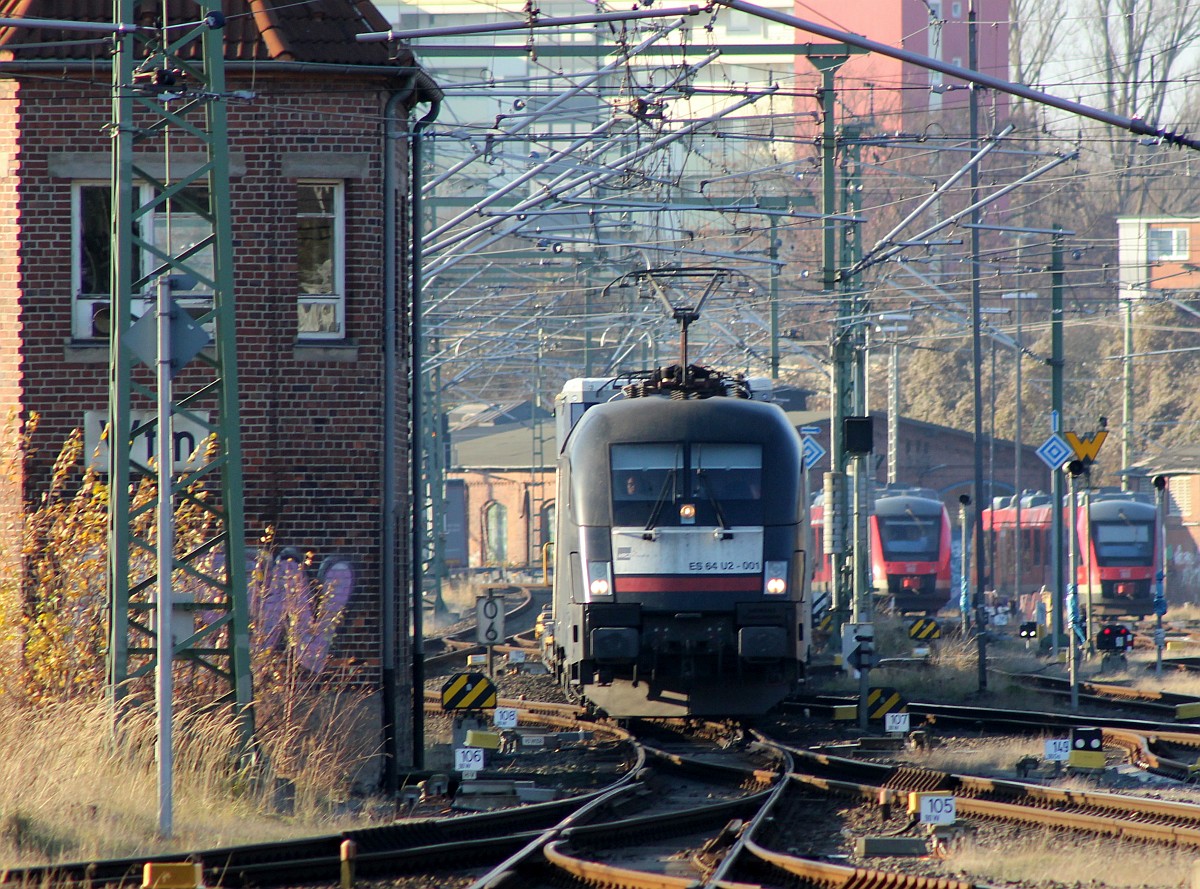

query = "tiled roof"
[[0, 0, 414, 67]]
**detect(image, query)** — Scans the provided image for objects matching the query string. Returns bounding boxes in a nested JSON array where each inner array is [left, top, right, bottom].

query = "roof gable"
[[0, 0, 411, 67]]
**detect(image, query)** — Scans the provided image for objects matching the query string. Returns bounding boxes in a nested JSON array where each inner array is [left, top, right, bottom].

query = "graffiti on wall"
[[251, 548, 355, 673], [1171, 545, 1200, 603]]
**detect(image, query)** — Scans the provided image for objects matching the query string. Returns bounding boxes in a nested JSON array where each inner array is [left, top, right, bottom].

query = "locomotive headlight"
[[764, 560, 788, 595], [587, 560, 613, 597], [679, 503, 696, 524]]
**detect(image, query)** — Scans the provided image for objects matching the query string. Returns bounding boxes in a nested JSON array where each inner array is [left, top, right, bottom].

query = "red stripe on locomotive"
[[616, 575, 762, 593]]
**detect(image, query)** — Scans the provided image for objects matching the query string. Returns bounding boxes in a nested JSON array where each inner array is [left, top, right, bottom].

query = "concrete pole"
[[1122, 297, 1134, 491], [155, 276, 174, 839]]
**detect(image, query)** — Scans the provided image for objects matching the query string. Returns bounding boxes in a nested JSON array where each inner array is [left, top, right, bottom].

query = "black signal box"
[[843, 416, 874, 455]]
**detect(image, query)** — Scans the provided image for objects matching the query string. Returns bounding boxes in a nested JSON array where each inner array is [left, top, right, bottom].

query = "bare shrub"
[[0, 432, 382, 861]]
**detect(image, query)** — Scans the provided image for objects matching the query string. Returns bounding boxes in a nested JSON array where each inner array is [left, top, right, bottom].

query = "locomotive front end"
[[551, 391, 808, 718]]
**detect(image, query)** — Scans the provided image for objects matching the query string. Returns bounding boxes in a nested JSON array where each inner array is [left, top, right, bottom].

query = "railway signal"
[[1019, 621, 1039, 651], [1095, 624, 1131, 651], [842, 623, 877, 671]]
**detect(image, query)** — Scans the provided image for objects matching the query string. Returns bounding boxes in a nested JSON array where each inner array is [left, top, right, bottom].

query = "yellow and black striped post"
[[441, 673, 499, 711], [866, 686, 907, 722]]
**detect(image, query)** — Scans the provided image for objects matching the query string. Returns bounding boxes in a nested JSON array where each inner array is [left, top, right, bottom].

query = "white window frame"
[[724, 10, 752, 32], [1148, 226, 1189, 262], [1168, 478, 1192, 518], [71, 180, 214, 340], [296, 180, 346, 341]]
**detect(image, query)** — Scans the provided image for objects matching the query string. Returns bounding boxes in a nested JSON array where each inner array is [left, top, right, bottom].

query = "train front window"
[[1092, 521, 1154, 565], [692, 443, 763, 525], [878, 512, 941, 561], [612, 444, 681, 526], [609, 442, 763, 527]]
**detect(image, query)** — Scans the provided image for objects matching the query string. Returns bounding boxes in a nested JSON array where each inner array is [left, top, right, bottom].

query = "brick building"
[[0, 0, 439, 754], [812, 0, 1011, 125]]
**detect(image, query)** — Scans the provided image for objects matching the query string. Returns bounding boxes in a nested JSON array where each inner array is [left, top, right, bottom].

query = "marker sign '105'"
[[919, 794, 956, 825]]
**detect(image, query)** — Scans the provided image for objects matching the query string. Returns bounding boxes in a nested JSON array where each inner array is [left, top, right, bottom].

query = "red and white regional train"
[[982, 490, 1158, 619], [810, 485, 953, 616]]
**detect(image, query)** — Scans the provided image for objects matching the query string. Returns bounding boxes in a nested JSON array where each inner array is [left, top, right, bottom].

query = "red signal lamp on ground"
[[1096, 623, 1131, 651]]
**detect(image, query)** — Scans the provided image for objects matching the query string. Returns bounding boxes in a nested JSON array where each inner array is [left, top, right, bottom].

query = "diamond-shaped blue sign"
[[801, 436, 827, 470], [1036, 433, 1073, 470]]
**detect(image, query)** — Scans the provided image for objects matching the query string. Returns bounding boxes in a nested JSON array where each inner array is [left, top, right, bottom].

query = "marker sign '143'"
[[918, 794, 956, 825]]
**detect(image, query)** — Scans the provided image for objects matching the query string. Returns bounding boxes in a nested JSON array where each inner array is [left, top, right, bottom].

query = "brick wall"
[[2, 70, 415, 712], [0, 78, 27, 590]]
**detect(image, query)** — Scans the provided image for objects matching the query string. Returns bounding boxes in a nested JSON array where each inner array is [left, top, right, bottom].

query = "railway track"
[[12, 694, 1200, 889], [422, 585, 547, 675]]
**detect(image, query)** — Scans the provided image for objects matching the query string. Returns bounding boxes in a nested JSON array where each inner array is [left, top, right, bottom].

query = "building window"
[[73, 182, 213, 340], [951, 1, 961, 17], [483, 501, 508, 565], [1148, 227, 1189, 262], [539, 501, 555, 549], [297, 181, 345, 340], [1168, 478, 1192, 518], [724, 10, 752, 32]]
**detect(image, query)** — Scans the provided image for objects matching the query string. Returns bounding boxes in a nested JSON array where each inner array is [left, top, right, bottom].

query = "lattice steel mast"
[[108, 2, 253, 740]]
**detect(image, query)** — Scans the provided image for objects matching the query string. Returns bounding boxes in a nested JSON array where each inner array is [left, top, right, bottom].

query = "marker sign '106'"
[[455, 747, 485, 773], [918, 794, 956, 825]]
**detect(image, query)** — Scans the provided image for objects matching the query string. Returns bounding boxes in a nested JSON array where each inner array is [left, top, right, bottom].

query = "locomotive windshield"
[[877, 511, 942, 562], [611, 442, 763, 527], [1091, 520, 1154, 565]]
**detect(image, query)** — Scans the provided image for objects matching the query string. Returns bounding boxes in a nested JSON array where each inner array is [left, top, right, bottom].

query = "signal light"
[[1019, 622, 1038, 638], [1096, 623, 1131, 651]]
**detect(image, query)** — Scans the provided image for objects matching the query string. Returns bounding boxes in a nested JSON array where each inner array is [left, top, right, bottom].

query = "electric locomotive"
[[546, 364, 810, 718]]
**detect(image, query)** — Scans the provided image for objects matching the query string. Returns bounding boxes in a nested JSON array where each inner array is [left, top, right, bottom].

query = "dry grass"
[[813, 613, 1061, 711], [0, 431, 392, 867], [0, 698, 382, 865], [941, 832, 1194, 888], [899, 733, 1044, 774]]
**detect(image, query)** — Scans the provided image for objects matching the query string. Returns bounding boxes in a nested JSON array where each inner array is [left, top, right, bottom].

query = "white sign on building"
[[84, 410, 211, 473]]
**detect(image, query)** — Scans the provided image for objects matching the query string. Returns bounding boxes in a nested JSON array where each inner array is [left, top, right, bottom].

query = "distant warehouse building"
[[0, 1, 438, 757]]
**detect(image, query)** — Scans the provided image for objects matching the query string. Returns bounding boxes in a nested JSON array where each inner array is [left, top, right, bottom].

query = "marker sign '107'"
[[919, 795, 957, 825]]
